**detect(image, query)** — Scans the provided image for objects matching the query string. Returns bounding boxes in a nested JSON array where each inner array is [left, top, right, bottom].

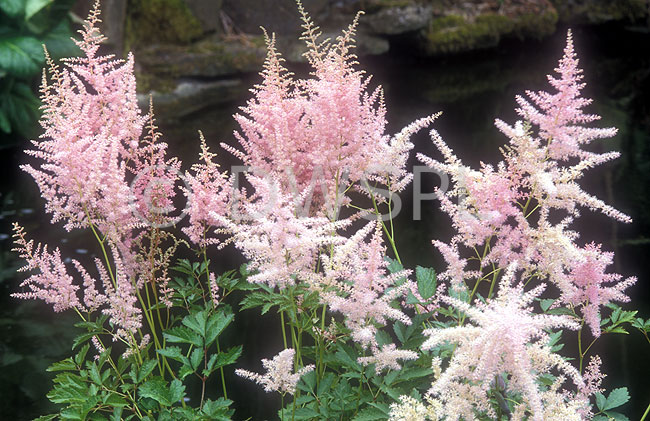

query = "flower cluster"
[[235, 348, 314, 395]]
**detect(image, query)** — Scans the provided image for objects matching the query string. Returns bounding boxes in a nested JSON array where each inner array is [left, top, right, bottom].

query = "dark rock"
[[365, 4, 432, 35], [140, 79, 245, 119], [184, 0, 224, 33], [74, 0, 127, 55], [550, 0, 647, 24], [277, 31, 390, 62], [221, 0, 330, 35], [420, 0, 558, 55], [136, 35, 267, 79]]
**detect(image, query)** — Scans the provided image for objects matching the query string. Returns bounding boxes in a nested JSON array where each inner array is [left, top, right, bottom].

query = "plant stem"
[[641, 401, 650, 421]]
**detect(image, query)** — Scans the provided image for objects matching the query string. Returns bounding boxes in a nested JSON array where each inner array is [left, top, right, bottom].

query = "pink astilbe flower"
[[418, 31, 634, 338], [224, 8, 432, 215], [565, 243, 636, 336], [11, 223, 83, 312], [23, 2, 144, 235], [516, 30, 617, 161], [320, 222, 412, 351], [357, 343, 418, 374], [422, 268, 585, 421], [183, 131, 232, 247], [214, 176, 348, 289], [235, 348, 314, 395]]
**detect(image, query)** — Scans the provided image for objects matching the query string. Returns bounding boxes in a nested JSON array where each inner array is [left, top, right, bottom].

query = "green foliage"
[[0, 0, 76, 140], [593, 387, 631, 421], [41, 260, 239, 419]]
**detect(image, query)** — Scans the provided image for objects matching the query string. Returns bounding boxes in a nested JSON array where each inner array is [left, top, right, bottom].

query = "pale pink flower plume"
[[183, 131, 232, 247], [224, 8, 433, 215], [214, 175, 348, 289], [320, 221, 412, 350], [422, 269, 586, 421], [235, 348, 314, 395], [565, 243, 636, 336]]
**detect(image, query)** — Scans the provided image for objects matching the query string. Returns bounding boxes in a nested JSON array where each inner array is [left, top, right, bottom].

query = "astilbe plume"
[[224, 5, 433, 216], [213, 175, 348, 289], [319, 221, 415, 369], [422, 268, 586, 421], [183, 131, 232, 247], [235, 348, 314, 395], [418, 31, 635, 337], [11, 223, 83, 312], [13, 3, 181, 347]]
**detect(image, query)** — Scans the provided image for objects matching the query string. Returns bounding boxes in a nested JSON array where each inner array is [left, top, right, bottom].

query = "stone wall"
[[72, 0, 648, 118]]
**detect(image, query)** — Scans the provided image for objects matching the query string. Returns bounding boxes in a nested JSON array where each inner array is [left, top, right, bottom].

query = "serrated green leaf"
[[416, 266, 437, 299], [353, 406, 389, 420], [163, 326, 203, 347], [88, 361, 102, 385], [201, 397, 234, 420], [595, 392, 607, 410], [138, 377, 185, 407], [47, 357, 76, 372], [540, 298, 555, 312], [317, 372, 336, 395], [205, 311, 234, 346], [213, 345, 242, 370], [110, 406, 123, 421], [157, 347, 187, 364], [603, 388, 630, 411], [190, 348, 204, 371]]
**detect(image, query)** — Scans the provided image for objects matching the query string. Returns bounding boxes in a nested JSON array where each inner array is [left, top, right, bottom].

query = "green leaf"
[[163, 326, 203, 347], [540, 298, 555, 312], [205, 311, 234, 346], [25, 0, 52, 20], [353, 406, 389, 420], [157, 347, 188, 364], [110, 407, 123, 421], [416, 266, 437, 299], [48, 357, 76, 372], [0, 36, 44, 77], [603, 411, 630, 421], [317, 372, 336, 395], [212, 345, 242, 370], [0, 0, 24, 17], [138, 378, 185, 407], [602, 388, 630, 411], [190, 348, 204, 371], [201, 398, 234, 420], [595, 392, 607, 411], [42, 19, 77, 59], [279, 407, 319, 420], [182, 310, 208, 337]]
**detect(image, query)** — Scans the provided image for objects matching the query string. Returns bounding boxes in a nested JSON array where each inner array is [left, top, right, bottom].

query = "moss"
[[423, 9, 558, 55], [551, 0, 647, 23], [125, 0, 203, 51], [512, 9, 558, 40], [424, 14, 514, 54]]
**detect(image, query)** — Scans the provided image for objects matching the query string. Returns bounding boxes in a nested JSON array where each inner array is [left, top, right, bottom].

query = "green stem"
[[216, 339, 228, 400], [641, 401, 650, 421]]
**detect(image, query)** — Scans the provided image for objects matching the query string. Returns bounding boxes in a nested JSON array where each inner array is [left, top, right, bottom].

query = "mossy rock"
[[551, 0, 647, 24], [125, 0, 203, 50], [421, 8, 558, 55], [135, 35, 266, 82]]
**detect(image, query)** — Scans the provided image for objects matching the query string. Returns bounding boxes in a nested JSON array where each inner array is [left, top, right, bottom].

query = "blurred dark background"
[[1, 0, 650, 419]]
